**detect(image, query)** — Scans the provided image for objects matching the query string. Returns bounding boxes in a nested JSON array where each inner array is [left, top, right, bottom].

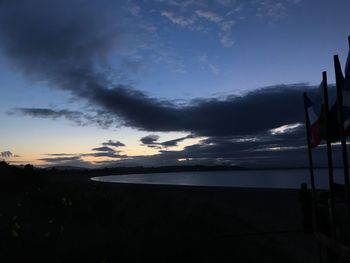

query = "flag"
[[317, 80, 340, 142], [328, 100, 341, 141], [342, 49, 350, 134], [334, 50, 350, 135], [306, 80, 339, 148], [305, 94, 321, 148]]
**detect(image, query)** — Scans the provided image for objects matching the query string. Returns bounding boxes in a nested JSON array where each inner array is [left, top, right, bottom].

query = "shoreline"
[[91, 177, 303, 191]]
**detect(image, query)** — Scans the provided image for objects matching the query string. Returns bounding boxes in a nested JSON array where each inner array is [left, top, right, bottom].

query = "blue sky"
[[0, 0, 349, 167]]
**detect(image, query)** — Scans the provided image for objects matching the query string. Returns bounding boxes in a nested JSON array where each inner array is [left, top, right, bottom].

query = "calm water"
[[91, 169, 346, 189]]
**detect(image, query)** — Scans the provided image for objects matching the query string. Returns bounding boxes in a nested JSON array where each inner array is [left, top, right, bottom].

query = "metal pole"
[[334, 54, 350, 219], [322, 71, 337, 239], [303, 93, 317, 231]]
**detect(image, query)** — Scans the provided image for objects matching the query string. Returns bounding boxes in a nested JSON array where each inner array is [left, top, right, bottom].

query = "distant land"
[[1, 161, 334, 180], [1, 161, 243, 174], [38, 165, 338, 174], [41, 164, 248, 177]]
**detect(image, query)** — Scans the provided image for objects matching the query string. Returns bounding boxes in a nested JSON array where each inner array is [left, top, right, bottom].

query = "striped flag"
[[305, 94, 321, 148], [343, 49, 350, 133], [305, 79, 340, 148]]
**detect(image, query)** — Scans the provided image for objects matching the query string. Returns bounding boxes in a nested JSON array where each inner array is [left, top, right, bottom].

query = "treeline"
[[0, 161, 38, 184], [0, 161, 35, 176], [44, 164, 246, 177]]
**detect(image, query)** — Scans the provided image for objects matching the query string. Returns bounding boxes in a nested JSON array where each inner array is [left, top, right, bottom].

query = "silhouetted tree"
[[0, 160, 10, 169]]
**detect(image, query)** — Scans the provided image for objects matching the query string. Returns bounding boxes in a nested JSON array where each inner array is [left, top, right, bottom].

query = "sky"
[[0, 0, 350, 168]]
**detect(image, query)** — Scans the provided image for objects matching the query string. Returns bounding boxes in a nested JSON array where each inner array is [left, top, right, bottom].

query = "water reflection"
[[91, 169, 345, 189]]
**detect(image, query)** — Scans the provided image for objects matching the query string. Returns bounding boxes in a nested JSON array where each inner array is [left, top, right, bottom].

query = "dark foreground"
[[0, 172, 319, 262]]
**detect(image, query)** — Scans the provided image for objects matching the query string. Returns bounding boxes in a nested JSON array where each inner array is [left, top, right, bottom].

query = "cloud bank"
[[11, 83, 314, 137]]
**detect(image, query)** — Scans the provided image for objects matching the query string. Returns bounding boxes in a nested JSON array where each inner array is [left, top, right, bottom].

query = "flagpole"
[[334, 54, 350, 219], [303, 92, 317, 231], [323, 71, 337, 239]]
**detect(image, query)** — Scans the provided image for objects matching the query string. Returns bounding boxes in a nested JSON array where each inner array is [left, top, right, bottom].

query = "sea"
[[91, 168, 347, 189]]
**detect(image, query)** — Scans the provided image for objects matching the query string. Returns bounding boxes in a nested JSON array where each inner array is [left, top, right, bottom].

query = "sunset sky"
[[0, 0, 349, 168]]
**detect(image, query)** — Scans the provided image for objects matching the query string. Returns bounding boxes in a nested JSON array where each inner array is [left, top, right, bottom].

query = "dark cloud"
[[12, 108, 78, 119], [102, 140, 125, 147], [10, 108, 118, 128], [103, 121, 325, 168], [140, 134, 160, 145], [82, 152, 127, 158], [38, 156, 81, 163], [38, 155, 93, 168], [0, 0, 122, 82], [39, 139, 128, 166], [91, 146, 116, 153], [107, 125, 341, 168], [37, 123, 341, 169], [87, 84, 312, 136], [140, 134, 194, 148], [8, 84, 327, 138], [159, 134, 194, 147], [46, 153, 76, 156], [171, 127, 307, 161], [1, 151, 13, 158], [0, 0, 123, 124], [85, 145, 126, 158], [12, 108, 85, 124]]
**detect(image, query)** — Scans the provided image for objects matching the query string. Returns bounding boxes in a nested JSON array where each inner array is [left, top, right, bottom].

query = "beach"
[[0, 173, 319, 262]]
